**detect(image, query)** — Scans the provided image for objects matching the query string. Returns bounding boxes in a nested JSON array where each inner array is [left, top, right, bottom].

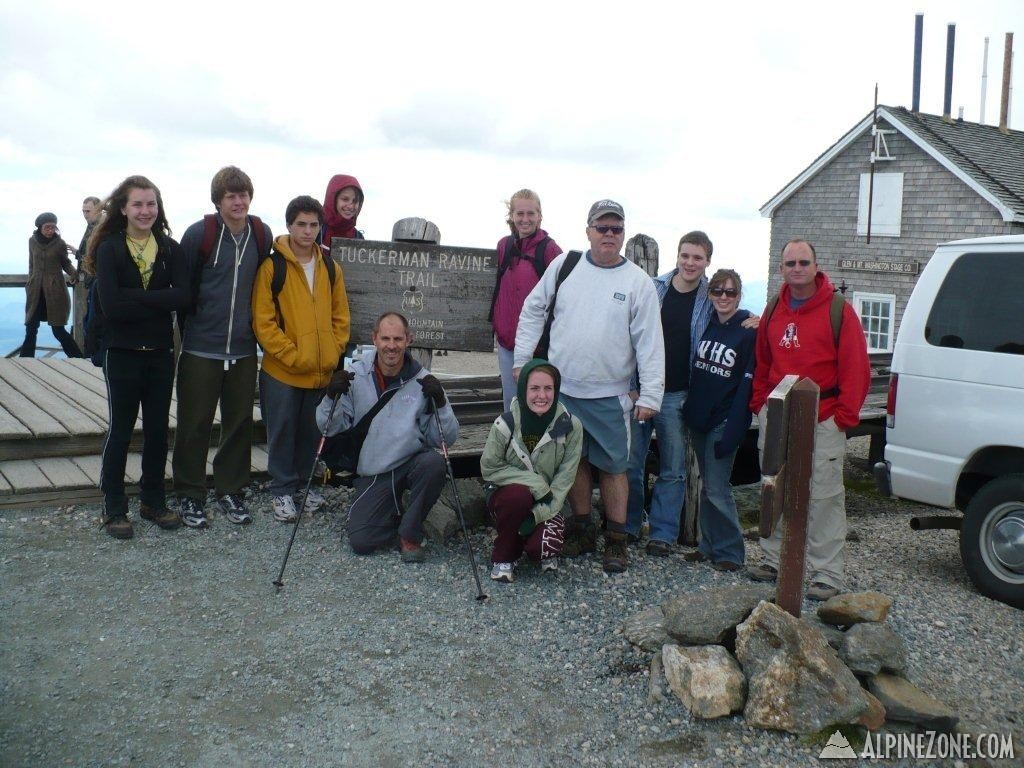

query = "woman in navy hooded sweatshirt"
[[682, 268, 756, 571]]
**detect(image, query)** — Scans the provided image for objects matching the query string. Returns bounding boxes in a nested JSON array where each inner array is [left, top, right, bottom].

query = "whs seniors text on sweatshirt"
[[513, 251, 665, 412]]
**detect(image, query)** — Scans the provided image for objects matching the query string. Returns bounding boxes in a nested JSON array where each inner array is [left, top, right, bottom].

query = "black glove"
[[327, 370, 355, 398], [418, 375, 446, 408]]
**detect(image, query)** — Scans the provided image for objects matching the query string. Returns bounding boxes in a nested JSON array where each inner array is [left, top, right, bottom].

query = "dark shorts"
[[560, 393, 632, 474]]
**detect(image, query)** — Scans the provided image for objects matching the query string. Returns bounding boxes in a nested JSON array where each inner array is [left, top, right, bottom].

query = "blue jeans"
[[690, 422, 745, 564], [626, 389, 687, 543]]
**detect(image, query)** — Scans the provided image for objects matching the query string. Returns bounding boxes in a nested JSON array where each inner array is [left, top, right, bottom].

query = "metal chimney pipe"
[[981, 36, 990, 123], [1000, 32, 1014, 134], [912, 14, 923, 112], [943, 23, 956, 121]]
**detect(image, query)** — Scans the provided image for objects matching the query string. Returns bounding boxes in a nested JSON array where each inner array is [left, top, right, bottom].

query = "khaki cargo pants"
[[757, 407, 847, 590]]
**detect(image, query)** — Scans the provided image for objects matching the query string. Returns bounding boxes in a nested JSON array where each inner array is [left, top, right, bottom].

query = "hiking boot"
[[295, 488, 325, 514], [101, 513, 133, 540], [140, 503, 182, 531], [561, 516, 597, 557], [746, 563, 778, 583], [273, 495, 299, 524], [602, 532, 629, 574], [645, 539, 672, 557], [178, 497, 209, 529], [490, 562, 514, 583], [806, 582, 841, 602], [713, 560, 743, 572], [217, 493, 253, 525], [400, 538, 425, 563], [684, 549, 709, 563], [540, 558, 559, 573]]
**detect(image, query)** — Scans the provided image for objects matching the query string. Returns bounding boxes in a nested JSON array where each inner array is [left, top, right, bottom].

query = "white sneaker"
[[273, 494, 299, 523], [295, 488, 325, 514], [540, 557, 559, 573], [490, 562, 514, 583]]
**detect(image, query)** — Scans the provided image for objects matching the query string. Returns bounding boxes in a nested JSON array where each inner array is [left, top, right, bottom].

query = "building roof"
[[760, 106, 1024, 223]]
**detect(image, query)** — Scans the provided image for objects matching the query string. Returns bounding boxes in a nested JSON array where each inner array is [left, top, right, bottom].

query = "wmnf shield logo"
[[402, 287, 425, 313], [819, 730, 857, 759]]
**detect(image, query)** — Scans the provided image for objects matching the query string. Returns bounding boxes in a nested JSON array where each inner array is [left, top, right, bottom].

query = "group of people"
[[30, 170, 870, 601], [480, 193, 869, 600]]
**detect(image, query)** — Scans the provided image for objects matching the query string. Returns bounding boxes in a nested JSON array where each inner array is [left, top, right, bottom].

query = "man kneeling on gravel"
[[316, 312, 459, 562]]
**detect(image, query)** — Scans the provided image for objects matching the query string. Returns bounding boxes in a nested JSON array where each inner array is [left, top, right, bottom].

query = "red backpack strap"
[[248, 215, 269, 257], [197, 214, 220, 264]]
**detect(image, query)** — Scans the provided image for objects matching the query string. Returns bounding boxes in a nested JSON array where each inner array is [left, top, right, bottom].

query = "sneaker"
[[101, 513, 133, 540], [177, 497, 209, 529], [602, 532, 629, 574], [294, 488, 325, 514], [217, 493, 253, 525], [490, 562, 515, 582], [684, 549, 709, 563], [747, 563, 778, 583], [140, 503, 182, 530], [806, 582, 841, 602], [540, 558, 559, 573], [561, 516, 597, 557], [712, 560, 743, 572], [646, 539, 673, 557], [273, 494, 299, 524], [400, 537, 425, 563]]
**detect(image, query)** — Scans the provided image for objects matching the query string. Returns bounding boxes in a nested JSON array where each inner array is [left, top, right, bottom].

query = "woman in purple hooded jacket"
[[489, 189, 561, 410]]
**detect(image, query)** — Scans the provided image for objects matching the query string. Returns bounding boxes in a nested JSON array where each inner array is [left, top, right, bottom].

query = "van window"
[[924, 252, 1024, 355]]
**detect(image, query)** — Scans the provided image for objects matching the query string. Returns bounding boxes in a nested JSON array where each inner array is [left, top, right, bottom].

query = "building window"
[[853, 292, 896, 353], [856, 172, 903, 237]]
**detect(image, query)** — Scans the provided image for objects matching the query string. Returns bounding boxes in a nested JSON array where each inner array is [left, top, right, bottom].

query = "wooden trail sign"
[[330, 238, 497, 352], [759, 375, 820, 618]]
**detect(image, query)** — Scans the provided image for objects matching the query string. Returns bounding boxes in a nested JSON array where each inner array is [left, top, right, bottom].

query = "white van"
[[874, 234, 1024, 609]]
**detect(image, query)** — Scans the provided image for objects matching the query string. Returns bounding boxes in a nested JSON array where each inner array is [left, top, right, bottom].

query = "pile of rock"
[[622, 586, 958, 736]]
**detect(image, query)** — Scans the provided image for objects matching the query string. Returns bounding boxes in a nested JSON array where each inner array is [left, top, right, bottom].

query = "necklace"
[[126, 233, 152, 257]]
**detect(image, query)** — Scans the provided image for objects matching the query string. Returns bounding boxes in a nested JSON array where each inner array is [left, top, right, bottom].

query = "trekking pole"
[[431, 400, 488, 602], [274, 395, 340, 593]]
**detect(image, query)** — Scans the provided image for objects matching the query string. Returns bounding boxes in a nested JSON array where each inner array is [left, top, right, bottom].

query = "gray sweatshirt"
[[316, 350, 459, 476], [513, 251, 665, 411], [179, 214, 272, 358]]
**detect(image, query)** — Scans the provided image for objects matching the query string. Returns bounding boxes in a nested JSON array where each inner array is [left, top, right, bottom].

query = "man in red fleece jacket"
[[747, 239, 870, 601]]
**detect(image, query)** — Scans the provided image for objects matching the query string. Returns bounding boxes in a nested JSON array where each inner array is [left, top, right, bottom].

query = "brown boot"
[[602, 531, 629, 573], [561, 515, 597, 557], [101, 514, 134, 540], [140, 503, 182, 531]]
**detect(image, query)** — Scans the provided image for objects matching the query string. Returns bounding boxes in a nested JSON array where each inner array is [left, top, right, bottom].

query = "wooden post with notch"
[[759, 375, 819, 618], [391, 217, 441, 370]]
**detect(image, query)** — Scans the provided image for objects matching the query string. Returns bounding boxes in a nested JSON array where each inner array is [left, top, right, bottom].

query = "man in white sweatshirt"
[[513, 200, 665, 573]]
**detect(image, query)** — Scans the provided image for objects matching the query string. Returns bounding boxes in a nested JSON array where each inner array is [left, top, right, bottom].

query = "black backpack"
[[267, 248, 337, 333], [487, 235, 551, 322], [533, 251, 582, 360]]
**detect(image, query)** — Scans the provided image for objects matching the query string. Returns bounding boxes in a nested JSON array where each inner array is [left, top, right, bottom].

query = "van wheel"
[[959, 474, 1024, 609]]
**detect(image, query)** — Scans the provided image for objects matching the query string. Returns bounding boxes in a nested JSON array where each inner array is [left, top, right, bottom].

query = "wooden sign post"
[[759, 375, 819, 617]]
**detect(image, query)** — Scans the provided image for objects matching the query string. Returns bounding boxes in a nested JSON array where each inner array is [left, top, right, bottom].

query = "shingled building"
[[760, 106, 1024, 354]]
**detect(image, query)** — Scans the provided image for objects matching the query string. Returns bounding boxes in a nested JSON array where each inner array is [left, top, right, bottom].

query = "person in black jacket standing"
[[83, 175, 190, 540]]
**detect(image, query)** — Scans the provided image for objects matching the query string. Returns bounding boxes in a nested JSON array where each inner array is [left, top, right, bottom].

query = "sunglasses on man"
[[709, 287, 739, 298], [591, 225, 625, 235], [783, 259, 812, 268]]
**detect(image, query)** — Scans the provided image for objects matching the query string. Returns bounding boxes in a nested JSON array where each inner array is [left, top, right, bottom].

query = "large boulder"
[[422, 479, 489, 542], [622, 607, 671, 653], [736, 601, 868, 734], [866, 673, 958, 732], [661, 584, 775, 646], [818, 591, 893, 626], [662, 644, 745, 719], [840, 622, 907, 676]]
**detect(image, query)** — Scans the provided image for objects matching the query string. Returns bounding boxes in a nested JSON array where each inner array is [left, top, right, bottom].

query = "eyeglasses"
[[709, 287, 739, 298], [591, 225, 625, 235], [783, 259, 812, 268]]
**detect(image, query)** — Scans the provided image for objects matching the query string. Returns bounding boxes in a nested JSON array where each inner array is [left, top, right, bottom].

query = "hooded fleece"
[[252, 234, 350, 389], [491, 229, 562, 350], [749, 271, 870, 430], [322, 174, 364, 245]]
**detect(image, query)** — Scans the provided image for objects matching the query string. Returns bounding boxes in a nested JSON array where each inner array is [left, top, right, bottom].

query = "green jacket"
[[480, 400, 582, 524]]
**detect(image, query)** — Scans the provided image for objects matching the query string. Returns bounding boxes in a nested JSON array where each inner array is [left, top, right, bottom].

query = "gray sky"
[[1, 0, 1021, 283]]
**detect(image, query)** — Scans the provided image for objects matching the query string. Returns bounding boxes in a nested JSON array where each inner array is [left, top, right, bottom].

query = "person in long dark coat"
[[21, 212, 82, 358]]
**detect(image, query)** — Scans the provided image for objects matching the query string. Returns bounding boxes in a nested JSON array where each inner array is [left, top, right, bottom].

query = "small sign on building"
[[331, 239, 497, 352], [839, 258, 919, 275]]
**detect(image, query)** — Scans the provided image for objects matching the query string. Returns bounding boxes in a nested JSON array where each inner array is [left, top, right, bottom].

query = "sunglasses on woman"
[[709, 287, 739, 298]]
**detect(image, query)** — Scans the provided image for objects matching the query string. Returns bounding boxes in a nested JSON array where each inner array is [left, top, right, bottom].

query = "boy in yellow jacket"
[[253, 196, 350, 522]]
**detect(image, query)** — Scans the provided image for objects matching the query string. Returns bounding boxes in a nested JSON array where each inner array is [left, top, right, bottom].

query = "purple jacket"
[[491, 228, 562, 350]]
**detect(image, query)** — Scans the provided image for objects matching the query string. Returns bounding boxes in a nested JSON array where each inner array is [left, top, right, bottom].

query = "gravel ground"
[[1, 438, 1022, 768]]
